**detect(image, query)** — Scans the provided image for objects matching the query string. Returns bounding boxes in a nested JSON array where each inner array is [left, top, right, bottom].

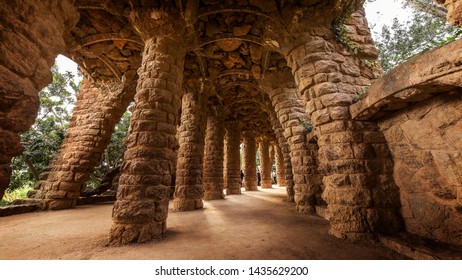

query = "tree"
[[374, 0, 462, 72], [8, 65, 79, 191]]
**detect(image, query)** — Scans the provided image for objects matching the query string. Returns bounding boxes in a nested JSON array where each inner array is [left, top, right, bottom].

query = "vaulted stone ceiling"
[[66, 0, 359, 139]]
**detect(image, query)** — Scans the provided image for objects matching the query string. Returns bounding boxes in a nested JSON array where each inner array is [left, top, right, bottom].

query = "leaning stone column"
[[275, 145, 287, 186], [259, 137, 272, 189], [203, 114, 225, 200], [33, 78, 134, 209], [242, 132, 257, 191], [225, 121, 241, 195], [173, 81, 207, 211], [109, 35, 185, 245]]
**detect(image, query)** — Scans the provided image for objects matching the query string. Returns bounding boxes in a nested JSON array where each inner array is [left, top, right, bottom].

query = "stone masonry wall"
[[379, 94, 462, 246], [34, 78, 134, 209], [0, 0, 78, 199]]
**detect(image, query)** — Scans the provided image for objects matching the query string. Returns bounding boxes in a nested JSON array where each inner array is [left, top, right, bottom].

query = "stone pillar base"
[[296, 204, 315, 214], [203, 191, 225, 200], [39, 198, 77, 210], [109, 221, 166, 245], [226, 188, 241, 195], [244, 184, 258, 191], [261, 180, 272, 189], [172, 198, 203, 211]]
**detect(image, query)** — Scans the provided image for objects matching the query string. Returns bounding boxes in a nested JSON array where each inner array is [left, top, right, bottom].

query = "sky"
[[55, 0, 413, 79]]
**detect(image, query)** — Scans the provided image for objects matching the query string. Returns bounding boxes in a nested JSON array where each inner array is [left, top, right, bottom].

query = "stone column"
[[242, 132, 257, 191], [203, 114, 225, 200], [275, 144, 287, 186], [269, 108, 294, 200], [109, 35, 185, 245], [259, 138, 272, 189], [173, 83, 207, 211], [33, 78, 134, 209], [267, 86, 321, 213], [0, 1, 79, 199], [269, 144, 275, 178], [225, 122, 241, 195], [285, 9, 402, 239]]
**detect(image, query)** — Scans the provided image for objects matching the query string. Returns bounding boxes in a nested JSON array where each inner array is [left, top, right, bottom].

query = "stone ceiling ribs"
[[197, 33, 264, 49], [79, 33, 143, 48]]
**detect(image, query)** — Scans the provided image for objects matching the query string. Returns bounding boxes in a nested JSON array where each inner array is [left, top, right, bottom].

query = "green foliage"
[[2, 185, 34, 203], [332, 4, 362, 55], [375, 2, 462, 72], [352, 87, 369, 103], [7, 65, 79, 193]]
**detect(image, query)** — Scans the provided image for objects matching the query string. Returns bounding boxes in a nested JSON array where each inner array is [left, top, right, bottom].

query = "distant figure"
[[257, 170, 261, 186], [272, 170, 277, 184], [240, 170, 244, 182]]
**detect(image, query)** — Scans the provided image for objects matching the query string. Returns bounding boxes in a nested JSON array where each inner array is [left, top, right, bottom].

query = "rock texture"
[[33, 78, 135, 209], [0, 0, 79, 199], [379, 94, 462, 245], [242, 132, 258, 191], [438, 0, 462, 25], [203, 114, 225, 200], [225, 122, 241, 195], [173, 81, 208, 211], [109, 35, 185, 245]]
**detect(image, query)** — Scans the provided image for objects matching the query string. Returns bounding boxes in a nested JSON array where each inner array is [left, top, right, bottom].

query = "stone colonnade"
[[0, 2, 411, 246]]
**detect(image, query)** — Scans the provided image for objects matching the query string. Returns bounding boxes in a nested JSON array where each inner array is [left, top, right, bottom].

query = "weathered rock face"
[[0, 0, 79, 199], [379, 94, 462, 245], [351, 36, 462, 246], [438, 0, 462, 25]]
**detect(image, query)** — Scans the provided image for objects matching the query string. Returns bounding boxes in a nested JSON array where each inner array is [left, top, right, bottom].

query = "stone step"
[[379, 233, 462, 260]]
